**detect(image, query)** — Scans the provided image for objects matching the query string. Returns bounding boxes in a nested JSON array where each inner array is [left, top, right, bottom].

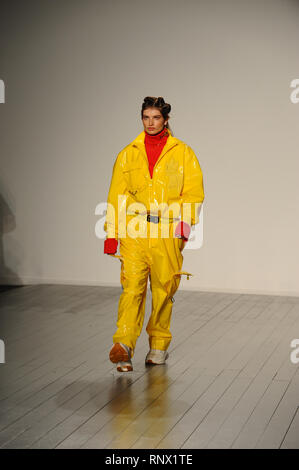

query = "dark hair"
[[141, 96, 171, 128]]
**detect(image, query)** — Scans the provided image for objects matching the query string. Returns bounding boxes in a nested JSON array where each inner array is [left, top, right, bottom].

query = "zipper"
[[133, 142, 178, 181]]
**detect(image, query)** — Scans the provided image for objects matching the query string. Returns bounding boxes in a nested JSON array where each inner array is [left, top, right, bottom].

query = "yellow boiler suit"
[[104, 129, 204, 358]]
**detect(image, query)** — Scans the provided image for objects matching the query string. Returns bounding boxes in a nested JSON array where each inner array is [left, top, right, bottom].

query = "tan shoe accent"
[[109, 343, 131, 363]]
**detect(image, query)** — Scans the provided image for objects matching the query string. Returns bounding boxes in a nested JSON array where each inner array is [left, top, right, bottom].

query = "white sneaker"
[[145, 349, 169, 365]]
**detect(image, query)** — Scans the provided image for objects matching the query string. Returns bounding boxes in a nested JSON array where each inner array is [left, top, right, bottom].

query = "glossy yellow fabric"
[[104, 129, 205, 355], [104, 128, 205, 239]]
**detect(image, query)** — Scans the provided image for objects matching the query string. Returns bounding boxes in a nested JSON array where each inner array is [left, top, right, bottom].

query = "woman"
[[104, 96, 204, 372]]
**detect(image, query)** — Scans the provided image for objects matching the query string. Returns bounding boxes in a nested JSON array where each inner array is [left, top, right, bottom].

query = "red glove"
[[104, 238, 118, 254], [175, 221, 191, 241]]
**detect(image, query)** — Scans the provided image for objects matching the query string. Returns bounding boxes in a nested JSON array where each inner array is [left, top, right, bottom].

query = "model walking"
[[104, 96, 204, 372]]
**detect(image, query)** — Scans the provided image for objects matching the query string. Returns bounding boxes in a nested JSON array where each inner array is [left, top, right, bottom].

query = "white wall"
[[0, 0, 299, 296]]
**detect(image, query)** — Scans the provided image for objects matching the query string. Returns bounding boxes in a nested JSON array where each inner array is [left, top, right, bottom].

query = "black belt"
[[147, 214, 159, 223]]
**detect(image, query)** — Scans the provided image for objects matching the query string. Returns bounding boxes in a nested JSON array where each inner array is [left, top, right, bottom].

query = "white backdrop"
[[0, 0, 299, 296]]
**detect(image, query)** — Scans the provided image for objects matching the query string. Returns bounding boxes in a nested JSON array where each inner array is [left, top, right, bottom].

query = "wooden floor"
[[0, 284, 299, 449]]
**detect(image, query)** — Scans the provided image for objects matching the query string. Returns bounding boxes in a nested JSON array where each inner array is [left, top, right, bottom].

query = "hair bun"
[[143, 96, 155, 105], [156, 96, 165, 106], [143, 96, 167, 108]]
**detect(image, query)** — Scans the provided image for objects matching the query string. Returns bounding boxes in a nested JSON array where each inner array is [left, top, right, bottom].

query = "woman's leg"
[[145, 226, 184, 351], [112, 236, 150, 356]]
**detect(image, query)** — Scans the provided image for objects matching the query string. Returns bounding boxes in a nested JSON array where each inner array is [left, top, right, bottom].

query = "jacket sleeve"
[[103, 151, 127, 240], [180, 144, 205, 226]]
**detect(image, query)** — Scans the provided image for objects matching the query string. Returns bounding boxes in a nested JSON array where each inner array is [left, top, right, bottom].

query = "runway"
[[0, 285, 298, 449]]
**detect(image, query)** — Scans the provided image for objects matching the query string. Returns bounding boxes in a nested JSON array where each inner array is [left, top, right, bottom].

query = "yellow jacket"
[[104, 128, 205, 239]]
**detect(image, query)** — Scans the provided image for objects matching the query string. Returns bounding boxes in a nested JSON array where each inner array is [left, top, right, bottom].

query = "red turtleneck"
[[144, 126, 169, 178]]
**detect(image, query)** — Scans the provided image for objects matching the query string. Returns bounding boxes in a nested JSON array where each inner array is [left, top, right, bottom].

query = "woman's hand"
[[174, 221, 191, 241], [104, 238, 118, 254]]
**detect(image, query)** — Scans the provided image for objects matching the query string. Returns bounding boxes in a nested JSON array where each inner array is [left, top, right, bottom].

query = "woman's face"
[[142, 107, 168, 134]]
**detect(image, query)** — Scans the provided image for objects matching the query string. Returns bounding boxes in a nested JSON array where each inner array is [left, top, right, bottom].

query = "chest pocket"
[[122, 163, 147, 195], [165, 160, 183, 198]]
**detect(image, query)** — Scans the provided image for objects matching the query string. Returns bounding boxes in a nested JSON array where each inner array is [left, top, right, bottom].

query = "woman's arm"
[[104, 151, 127, 245], [180, 144, 205, 227]]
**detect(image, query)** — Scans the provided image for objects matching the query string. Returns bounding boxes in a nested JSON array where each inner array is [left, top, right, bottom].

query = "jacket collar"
[[130, 128, 180, 166]]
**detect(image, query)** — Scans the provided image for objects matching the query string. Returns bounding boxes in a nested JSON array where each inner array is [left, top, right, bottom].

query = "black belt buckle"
[[147, 214, 159, 223]]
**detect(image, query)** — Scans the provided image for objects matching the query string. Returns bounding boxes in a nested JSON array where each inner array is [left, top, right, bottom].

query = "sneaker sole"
[[117, 362, 133, 372], [109, 343, 130, 364]]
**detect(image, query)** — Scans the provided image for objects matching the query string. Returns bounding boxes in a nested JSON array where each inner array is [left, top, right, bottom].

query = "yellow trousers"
[[111, 217, 191, 358]]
